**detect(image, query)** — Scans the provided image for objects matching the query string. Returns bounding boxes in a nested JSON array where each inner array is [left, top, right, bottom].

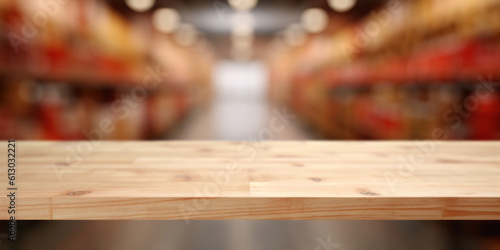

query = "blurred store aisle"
[[168, 102, 317, 140], [168, 60, 317, 140]]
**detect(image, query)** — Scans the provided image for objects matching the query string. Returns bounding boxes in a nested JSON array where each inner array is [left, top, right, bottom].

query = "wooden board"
[[1, 141, 500, 220]]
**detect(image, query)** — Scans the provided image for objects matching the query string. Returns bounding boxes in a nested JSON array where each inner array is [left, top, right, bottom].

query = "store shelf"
[[2, 141, 500, 220], [267, 0, 500, 140]]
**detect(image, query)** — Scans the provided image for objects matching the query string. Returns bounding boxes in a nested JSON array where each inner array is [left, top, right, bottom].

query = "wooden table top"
[[2, 141, 500, 220]]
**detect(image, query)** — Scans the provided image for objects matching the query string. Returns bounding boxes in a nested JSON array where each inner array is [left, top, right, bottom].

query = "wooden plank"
[[1, 141, 500, 220]]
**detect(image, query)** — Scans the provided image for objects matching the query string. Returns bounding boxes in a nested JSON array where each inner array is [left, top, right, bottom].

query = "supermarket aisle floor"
[[168, 101, 316, 140], [168, 60, 316, 140], [15, 220, 451, 250]]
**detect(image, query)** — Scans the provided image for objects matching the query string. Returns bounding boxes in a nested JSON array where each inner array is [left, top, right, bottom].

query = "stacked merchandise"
[[0, 0, 215, 140], [268, 0, 500, 139]]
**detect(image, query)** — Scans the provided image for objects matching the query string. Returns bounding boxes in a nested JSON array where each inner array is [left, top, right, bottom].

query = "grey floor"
[[12, 220, 451, 250], [169, 60, 317, 141], [168, 100, 317, 140]]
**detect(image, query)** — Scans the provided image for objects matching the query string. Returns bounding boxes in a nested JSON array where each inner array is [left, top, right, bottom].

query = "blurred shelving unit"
[[0, 0, 215, 140], [267, 0, 500, 140]]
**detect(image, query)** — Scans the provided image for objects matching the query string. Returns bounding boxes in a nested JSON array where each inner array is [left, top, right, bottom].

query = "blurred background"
[[1, 0, 500, 249], [1, 0, 499, 140]]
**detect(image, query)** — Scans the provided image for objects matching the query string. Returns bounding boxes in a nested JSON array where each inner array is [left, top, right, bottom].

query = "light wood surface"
[[1, 141, 500, 220]]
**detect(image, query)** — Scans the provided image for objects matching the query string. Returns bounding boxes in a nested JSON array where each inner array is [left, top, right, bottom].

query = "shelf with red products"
[[267, 0, 500, 140], [305, 81, 500, 140], [322, 39, 500, 88], [0, 80, 197, 140], [0, 0, 215, 140]]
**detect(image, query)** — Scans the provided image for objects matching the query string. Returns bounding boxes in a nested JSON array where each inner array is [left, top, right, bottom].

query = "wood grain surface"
[[1, 141, 499, 220]]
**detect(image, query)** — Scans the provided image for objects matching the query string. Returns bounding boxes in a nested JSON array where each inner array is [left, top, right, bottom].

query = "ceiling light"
[[228, 0, 258, 11], [301, 8, 328, 33], [125, 0, 155, 12], [327, 0, 356, 12], [152, 8, 180, 33]]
